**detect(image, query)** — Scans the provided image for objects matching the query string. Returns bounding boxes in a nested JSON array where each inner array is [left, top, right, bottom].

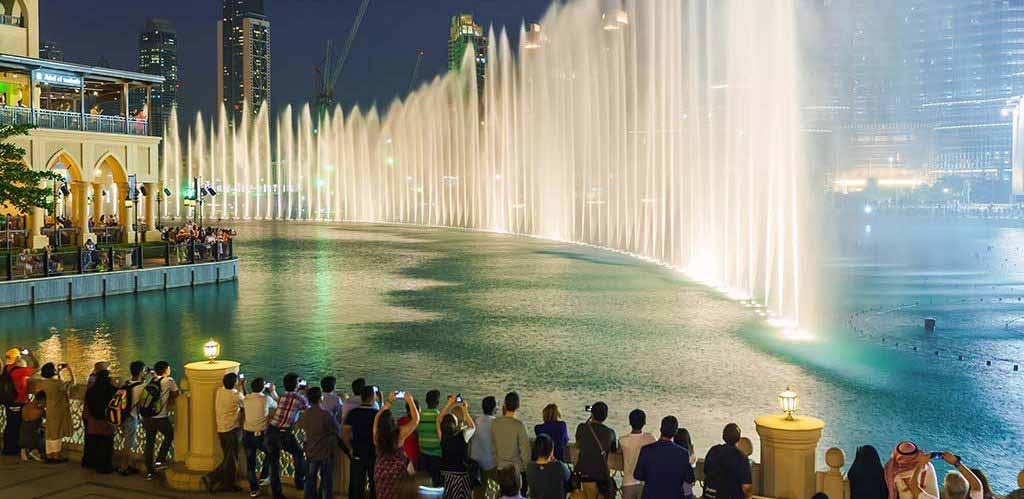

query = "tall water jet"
[[165, 0, 814, 326]]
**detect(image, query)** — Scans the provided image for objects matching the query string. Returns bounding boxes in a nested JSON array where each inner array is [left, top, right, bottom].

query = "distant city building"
[[39, 40, 62, 61], [137, 18, 178, 138], [448, 13, 487, 100], [218, 0, 270, 126]]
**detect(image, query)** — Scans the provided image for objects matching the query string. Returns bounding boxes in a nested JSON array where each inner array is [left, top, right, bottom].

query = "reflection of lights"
[[325, 164, 334, 172], [780, 328, 816, 342], [386, 157, 395, 166], [512, 203, 527, 209], [494, 174, 502, 180], [1002, 108, 1011, 117], [640, 197, 657, 204], [316, 179, 325, 188], [863, 205, 873, 214], [865, 224, 872, 233], [406, 176, 413, 181], [942, 187, 950, 194]]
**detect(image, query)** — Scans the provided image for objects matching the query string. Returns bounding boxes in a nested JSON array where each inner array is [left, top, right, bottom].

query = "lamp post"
[[165, 338, 239, 491], [755, 387, 825, 499]]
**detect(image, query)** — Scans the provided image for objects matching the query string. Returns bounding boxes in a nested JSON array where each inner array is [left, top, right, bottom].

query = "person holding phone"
[[438, 395, 477, 499], [574, 401, 619, 499], [242, 377, 277, 497], [37, 362, 75, 463], [883, 441, 938, 499], [344, 385, 380, 499], [1, 348, 38, 456], [266, 373, 310, 498], [373, 390, 420, 499]]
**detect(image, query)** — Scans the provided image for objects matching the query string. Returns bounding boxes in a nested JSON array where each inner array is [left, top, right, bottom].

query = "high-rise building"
[[137, 18, 178, 139], [448, 14, 487, 99], [906, 0, 1024, 199], [39, 40, 62, 61], [217, 0, 270, 125]]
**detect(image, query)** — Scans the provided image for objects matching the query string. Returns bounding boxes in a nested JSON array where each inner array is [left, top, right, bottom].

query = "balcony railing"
[[0, 14, 23, 27], [0, 106, 151, 136]]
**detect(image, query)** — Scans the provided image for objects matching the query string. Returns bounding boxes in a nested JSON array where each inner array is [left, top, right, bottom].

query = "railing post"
[[229, 239, 233, 259], [137, 245, 143, 269], [165, 242, 170, 266], [107, 247, 114, 272], [189, 240, 195, 264], [42, 250, 49, 277], [5, 253, 11, 281], [78, 247, 84, 274]]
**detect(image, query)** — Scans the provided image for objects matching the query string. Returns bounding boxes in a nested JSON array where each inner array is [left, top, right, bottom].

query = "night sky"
[[42, 0, 553, 122]]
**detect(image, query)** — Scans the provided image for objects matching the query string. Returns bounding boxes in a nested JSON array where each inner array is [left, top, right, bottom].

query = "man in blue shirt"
[[633, 416, 695, 499]]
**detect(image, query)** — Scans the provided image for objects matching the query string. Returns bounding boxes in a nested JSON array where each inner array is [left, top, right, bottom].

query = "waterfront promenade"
[[0, 454, 253, 498]]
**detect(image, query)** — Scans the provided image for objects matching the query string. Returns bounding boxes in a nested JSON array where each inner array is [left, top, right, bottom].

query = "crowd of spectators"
[[1, 350, 1021, 499], [162, 221, 234, 261]]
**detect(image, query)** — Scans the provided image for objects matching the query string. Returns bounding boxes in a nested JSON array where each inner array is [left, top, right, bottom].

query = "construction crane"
[[408, 49, 425, 94], [314, 0, 372, 122]]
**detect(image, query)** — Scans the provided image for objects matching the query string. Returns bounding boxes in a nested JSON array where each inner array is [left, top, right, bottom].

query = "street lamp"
[[778, 387, 799, 420], [203, 338, 221, 363]]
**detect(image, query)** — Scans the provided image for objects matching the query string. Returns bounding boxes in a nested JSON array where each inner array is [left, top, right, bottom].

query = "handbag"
[[586, 422, 618, 498]]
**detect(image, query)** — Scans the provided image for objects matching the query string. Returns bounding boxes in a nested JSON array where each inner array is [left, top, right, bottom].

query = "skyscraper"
[[39, 40, 62, 61], [138, 18, 178, 139], [218, 0, 270, 125], [906, 0, 1024, 199], [448, 14, 487, 99]]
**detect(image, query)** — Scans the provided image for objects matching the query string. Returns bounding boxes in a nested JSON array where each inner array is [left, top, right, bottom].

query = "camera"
[[395, 390, 406, 399], [585, 405, 593, 413]]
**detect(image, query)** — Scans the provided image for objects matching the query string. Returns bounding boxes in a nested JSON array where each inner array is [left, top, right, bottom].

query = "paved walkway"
[[0, 453, 256, 498]]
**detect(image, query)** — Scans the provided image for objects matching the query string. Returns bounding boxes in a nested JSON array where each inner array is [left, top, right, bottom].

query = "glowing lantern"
[[203, 338, 221, 362], [778, 387, 798, 420]]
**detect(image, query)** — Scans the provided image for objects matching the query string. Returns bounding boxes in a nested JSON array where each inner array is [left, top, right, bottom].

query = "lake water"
[[2, 219, 1022, 488]]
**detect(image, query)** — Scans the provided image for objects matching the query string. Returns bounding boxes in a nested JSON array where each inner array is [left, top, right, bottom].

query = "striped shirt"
[[269, 391, 310, 429], [417, 408, 441, 457]]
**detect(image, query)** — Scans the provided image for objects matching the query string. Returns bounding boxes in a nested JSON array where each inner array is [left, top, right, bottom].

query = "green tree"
[[0, 124, 61, 213]]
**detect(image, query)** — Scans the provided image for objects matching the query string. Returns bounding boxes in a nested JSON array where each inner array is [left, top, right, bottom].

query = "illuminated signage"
[[31, 69, 82, 87]]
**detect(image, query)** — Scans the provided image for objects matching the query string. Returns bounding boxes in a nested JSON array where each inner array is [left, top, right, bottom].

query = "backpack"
[[0, 366, 17, 406], [107, 380, 142, 425], [137, 377, 164, 418]]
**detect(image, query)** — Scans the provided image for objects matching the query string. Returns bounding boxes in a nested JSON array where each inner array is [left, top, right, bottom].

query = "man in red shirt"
[[2, 348, 39, 456]]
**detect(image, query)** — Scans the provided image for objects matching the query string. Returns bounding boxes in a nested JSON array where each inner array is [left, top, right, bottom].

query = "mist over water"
[[162, 0, 813, 325]]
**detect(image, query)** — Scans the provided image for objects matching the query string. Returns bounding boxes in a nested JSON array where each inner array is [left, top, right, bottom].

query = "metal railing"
[[0, 14, 23, 27], [0, 105, 151, 136], [1, 239, 234, 281]]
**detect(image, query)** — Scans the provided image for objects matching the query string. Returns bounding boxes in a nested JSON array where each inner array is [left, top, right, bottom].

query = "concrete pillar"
[[143, 182, 161, 242], [71, 181, 95, 246], [754, 414, 825, 499], [165, 360, 239, 491], [115, 181, 133, 243], [90, 183, 102, 221], [27, 206, 47, 249]]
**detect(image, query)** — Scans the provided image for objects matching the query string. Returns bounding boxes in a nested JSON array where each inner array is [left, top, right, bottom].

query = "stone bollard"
[[755, 414, 825, 499], [166, 359, 240, 491], [817, 448, 847, 499]]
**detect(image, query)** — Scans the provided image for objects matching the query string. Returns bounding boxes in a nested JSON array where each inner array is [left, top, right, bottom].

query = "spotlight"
[[163, 187, 173, 197], [139, 185, 149, 197]]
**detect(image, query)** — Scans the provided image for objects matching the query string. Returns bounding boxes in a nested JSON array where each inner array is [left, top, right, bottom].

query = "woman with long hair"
[[674, 428, 698, 499], [848, 445, 888, 499], [374, 391, 420, 499], [438, 396, 476, 499], [81, 369, 117, 473]]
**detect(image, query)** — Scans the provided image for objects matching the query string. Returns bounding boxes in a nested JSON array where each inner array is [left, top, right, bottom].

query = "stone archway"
[[91, 152, 132, 243]]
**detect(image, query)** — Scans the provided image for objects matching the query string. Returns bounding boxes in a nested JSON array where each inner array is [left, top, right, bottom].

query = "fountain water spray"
[[163, 0, 815, 326]]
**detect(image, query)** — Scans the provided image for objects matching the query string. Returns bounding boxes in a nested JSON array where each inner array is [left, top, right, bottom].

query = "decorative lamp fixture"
[[203, 338, 221, 362], [778, 387, 798, 420]]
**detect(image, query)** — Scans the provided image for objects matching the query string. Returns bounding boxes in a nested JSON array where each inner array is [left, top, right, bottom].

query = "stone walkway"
[[0, 454, 257, 498]]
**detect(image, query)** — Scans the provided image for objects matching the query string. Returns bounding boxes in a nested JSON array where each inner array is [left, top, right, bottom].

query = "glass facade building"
[[137, 18, 177, 139], [218, 0, 270, 126], [448, 13, 488, 101]]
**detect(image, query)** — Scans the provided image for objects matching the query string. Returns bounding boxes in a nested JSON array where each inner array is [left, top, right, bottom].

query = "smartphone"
[[455, 393, 463, 403], [19, 349, 28, 355], [372, 385, 380, 394], [264, 382, 272, 390], [298, 378, 307, 388], [585, 405, 593, 412], [395, 390, 406, 399], [238, 373, 245, 380], [930, 452, 943, 460]]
